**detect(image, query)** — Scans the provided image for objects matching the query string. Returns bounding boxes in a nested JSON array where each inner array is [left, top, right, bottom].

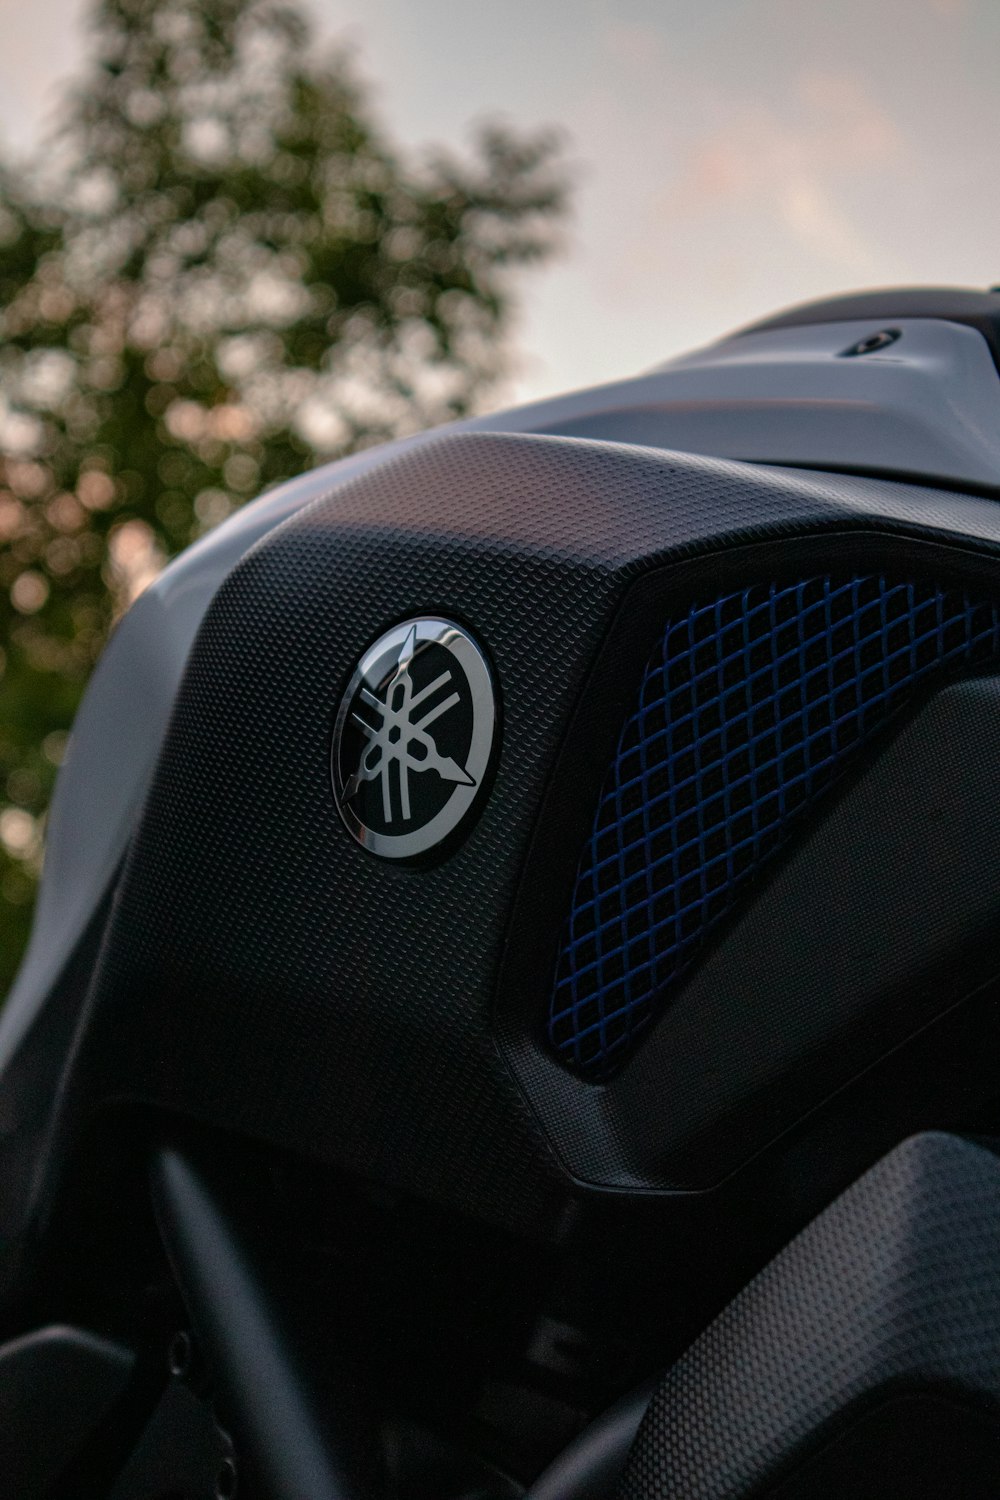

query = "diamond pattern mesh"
[[549, 574, 1000, 1081]]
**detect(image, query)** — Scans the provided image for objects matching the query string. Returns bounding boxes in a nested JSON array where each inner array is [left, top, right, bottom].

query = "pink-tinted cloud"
[[587, 32, 904, 282]]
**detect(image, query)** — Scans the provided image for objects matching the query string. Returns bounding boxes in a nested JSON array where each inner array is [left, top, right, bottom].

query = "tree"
[[0, 0, 568, 990]]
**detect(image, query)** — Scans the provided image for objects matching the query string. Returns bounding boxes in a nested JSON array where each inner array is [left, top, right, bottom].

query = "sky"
[[1, 0, 999, 405]]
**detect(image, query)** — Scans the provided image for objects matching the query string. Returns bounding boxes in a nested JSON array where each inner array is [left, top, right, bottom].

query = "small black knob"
[[839, 327, 901, 357]]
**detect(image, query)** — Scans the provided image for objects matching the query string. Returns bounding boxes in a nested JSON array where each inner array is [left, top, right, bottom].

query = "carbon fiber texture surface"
[[618, 1133, 1000, 1500], [78, 431, 1000, 1231]]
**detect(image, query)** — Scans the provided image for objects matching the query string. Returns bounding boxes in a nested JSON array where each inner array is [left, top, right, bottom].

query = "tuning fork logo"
[[344, 624, 475, 824]]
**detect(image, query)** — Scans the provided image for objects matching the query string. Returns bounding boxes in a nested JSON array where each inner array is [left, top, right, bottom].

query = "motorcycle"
[[4, 285, 1000, 1497]]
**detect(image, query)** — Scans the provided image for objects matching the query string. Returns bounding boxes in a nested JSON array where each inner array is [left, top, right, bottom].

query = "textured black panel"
[[619, 1133, 1000, 1500], [78, 432, 1000, 1232], [617, 674, 1000, 1178], [507, 673, 1000, 1189]]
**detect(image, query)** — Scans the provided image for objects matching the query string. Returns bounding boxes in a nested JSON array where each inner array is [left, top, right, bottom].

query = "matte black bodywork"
[[6, 288, 1000, 1496]]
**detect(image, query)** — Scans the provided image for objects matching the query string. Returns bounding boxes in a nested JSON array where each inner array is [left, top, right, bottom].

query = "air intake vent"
[[549, 574, 1000, 1081]]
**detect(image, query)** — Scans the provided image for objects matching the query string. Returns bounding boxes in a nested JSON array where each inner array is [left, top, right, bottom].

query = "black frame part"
[[151, 1145, 369, 1500], [524, 1380, 655, 1500]]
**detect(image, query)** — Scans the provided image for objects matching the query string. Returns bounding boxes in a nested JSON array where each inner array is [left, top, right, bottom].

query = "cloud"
[[660, 71, 903, 275], [779, 178, 881, 278]]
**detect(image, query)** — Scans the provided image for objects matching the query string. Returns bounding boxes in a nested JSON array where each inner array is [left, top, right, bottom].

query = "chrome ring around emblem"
[[331, 617, 498, 859]]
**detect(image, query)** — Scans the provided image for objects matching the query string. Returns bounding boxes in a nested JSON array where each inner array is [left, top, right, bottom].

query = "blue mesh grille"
[[549, 574, 1000, 1081]]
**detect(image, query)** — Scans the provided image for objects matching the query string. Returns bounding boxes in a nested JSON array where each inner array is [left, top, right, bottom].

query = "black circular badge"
[[331, 617, 497, 859]]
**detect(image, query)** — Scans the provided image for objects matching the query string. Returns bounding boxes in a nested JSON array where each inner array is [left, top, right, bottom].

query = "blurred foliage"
[[0, 0, 568, 991]]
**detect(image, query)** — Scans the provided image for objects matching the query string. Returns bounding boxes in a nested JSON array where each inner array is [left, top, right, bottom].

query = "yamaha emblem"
[[331, 617, 498, 859]]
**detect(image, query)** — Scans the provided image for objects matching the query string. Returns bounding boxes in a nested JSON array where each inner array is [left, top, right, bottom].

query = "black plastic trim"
[[498, 529, 1000, 1192]]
